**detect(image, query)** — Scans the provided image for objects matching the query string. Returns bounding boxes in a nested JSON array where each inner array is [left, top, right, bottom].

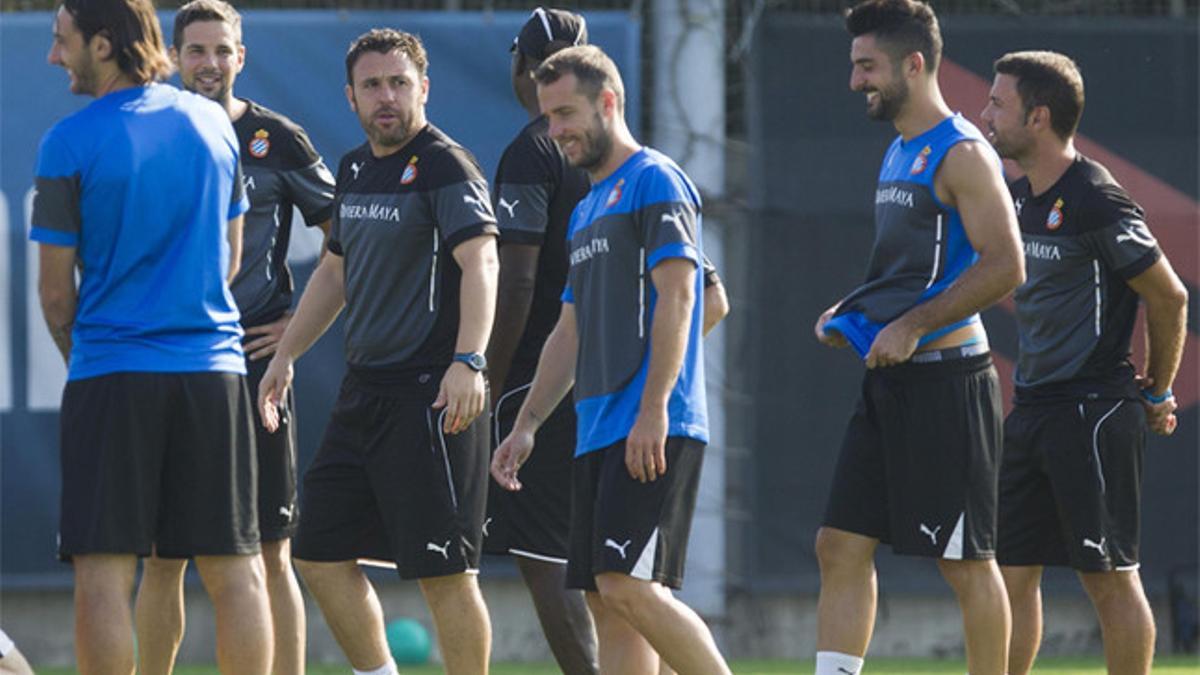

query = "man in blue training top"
[[32, 0, 271, 672], [492, 45, 730, 675], [812, 1, 1025, 674]]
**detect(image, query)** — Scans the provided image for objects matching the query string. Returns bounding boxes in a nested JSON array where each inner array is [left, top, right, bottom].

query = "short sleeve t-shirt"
[[231, 99, 335, 327], [30, 83, 248, 380], [329, 124, 498, 374], [1009, 154, 1161, 403], [563, 148, 708, 455]]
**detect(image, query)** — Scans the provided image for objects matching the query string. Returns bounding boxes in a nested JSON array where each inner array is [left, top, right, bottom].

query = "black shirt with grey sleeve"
[[232, 99, 335, 327], [329, 124, 498, 376], [491, 116, 590, 387], [1010, 155, 1161, 404]]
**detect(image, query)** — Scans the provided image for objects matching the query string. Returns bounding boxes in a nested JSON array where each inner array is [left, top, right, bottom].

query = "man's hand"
[[491, 427, 535, 491], [432, 362, 486, 434], [815, 304, 848, 348], [258, 356, 294, 433], [865, 317, 920, 368], [244, 312, 292, 361], [626, 407, 668, 483], [1137, 376, 1179, 436]]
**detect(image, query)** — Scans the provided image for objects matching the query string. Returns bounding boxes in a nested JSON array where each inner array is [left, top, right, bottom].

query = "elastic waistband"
[[910, 341, 990, 363]]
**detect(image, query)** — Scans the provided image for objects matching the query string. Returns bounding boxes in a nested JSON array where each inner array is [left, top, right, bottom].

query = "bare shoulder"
[[935, 140, 1006, 207]]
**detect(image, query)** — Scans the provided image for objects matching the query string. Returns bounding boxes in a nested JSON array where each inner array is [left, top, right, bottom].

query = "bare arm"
[[258, 252, 346, 431], [226, 214, 244, 284], [627, 258, 697, 482], [1127, 256, 1188, 434], [702, 278, 729, 336], [866, 141, 1025, 368], [491, 304, 579, 491], [485, 243, 540, 396], [434, 234, 500, 434], [38, 243, 78, 364]]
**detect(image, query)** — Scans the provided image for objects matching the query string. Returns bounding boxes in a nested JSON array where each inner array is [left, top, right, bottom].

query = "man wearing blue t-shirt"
[[492, 45, 730, 675], [31, 1, 271, 672]]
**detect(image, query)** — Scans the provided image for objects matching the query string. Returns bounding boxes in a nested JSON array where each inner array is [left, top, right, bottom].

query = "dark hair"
[[61, 0, 173, 84], [531, 45, 624, 111], [173, 0, 242, 49], [345, 29, 428, 86], [845, 0, 942, 73], [994, 50, 1085, 142]]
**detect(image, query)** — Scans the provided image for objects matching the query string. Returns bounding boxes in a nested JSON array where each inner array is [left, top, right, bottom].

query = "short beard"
[[868, 77, 909, 122], [572, 111, 613, 172]]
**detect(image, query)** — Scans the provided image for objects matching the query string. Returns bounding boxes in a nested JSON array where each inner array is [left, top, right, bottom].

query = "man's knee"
[[1000, 565, 1042, 602], [937, 558, 999, 593], [418, 571, 479, 605], [594, 573, 661, 622], [195, 553, 267, 599], [1079, 569, 1148, 607], [141, 555, 188, 585], [815, 527, 875, 574], [260, 538, 294, 578]]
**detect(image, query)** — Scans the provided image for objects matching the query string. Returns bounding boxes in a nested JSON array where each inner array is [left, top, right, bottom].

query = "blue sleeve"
[[636, 169, 702, 270], [30, 128, 81, 248]]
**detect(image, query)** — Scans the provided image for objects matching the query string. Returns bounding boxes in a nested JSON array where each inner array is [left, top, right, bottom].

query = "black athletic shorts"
[[293, 370, 489, 579], [59, 371, 260, 559], [246, 355, 299, 541], [483, 383, 574, 562], [997, 399, 1144, 572], [566, 436, 705, 591], [823, 354, 1002, 560]]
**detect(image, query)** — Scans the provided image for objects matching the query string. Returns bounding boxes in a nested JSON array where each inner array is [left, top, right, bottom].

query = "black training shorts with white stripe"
[[567, 436, 705, 591], [998, 398, 1144, 572], [293, 369, 489, 579], [823, 353, 1003, 560]]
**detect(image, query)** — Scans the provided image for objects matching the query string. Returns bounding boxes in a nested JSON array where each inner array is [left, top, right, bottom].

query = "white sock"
[[815, 650, 864, 675], [353, 661, 398, 675]]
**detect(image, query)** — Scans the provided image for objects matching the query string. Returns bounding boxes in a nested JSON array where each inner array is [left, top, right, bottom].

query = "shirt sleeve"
[[30, 129, 81, 248], [637, 168, 702, 270], [429, 147, 499, 251], [229, 159, 250, 220], [493, 134, 553, 246], [326, 159, 347, 256], [1082, 183, 1161, 280], [278, 126, 336, 226]]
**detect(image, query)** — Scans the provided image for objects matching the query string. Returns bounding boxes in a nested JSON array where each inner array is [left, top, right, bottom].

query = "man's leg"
[[1079, 569, 1155, 675], [593, 572, 730, 675], [134, 554, 188, 675], [262, 539, 305, 675], [1000, 565, 1043, 675], [937, 559, 1011, 675], [418, 572, 491, 675], [516, 556, 599, 675], [295, 559, 392, 671], [585, 590, 657, 674], [815, 527, 879, 658], [194, 553, 273, 675], [74, 554, 139, 675]]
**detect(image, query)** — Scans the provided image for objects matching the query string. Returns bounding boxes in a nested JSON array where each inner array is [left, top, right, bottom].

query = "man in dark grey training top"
[[981, 50, 1188, 675], [135, 3, 335, 674], [259, 29, 497, 675], [813, 2, 1024, 674]]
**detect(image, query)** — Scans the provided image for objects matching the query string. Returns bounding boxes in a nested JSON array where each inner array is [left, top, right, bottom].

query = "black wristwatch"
[[452, 351, 487, 372]]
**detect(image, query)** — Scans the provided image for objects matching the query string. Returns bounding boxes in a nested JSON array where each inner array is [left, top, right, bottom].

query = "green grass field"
[[38, 656, 1200, 674]]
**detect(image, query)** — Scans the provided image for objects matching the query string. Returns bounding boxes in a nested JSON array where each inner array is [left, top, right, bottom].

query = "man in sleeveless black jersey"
[[982, 50, 1188, 675], [260, 29, 498, 675], [135, 4, 335, 673], [812, 2, 1024, 674]]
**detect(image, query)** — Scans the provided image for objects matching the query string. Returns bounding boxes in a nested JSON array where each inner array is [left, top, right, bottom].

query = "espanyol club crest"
[[910, 145, 932, 175], [1046, 197, 1065, 230], [606, 178, 624, 208], [400, 156, 419, 185], [248, 129, 270, 158]]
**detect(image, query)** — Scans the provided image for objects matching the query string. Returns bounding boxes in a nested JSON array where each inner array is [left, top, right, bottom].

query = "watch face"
[[457, 352, 486, 371]]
